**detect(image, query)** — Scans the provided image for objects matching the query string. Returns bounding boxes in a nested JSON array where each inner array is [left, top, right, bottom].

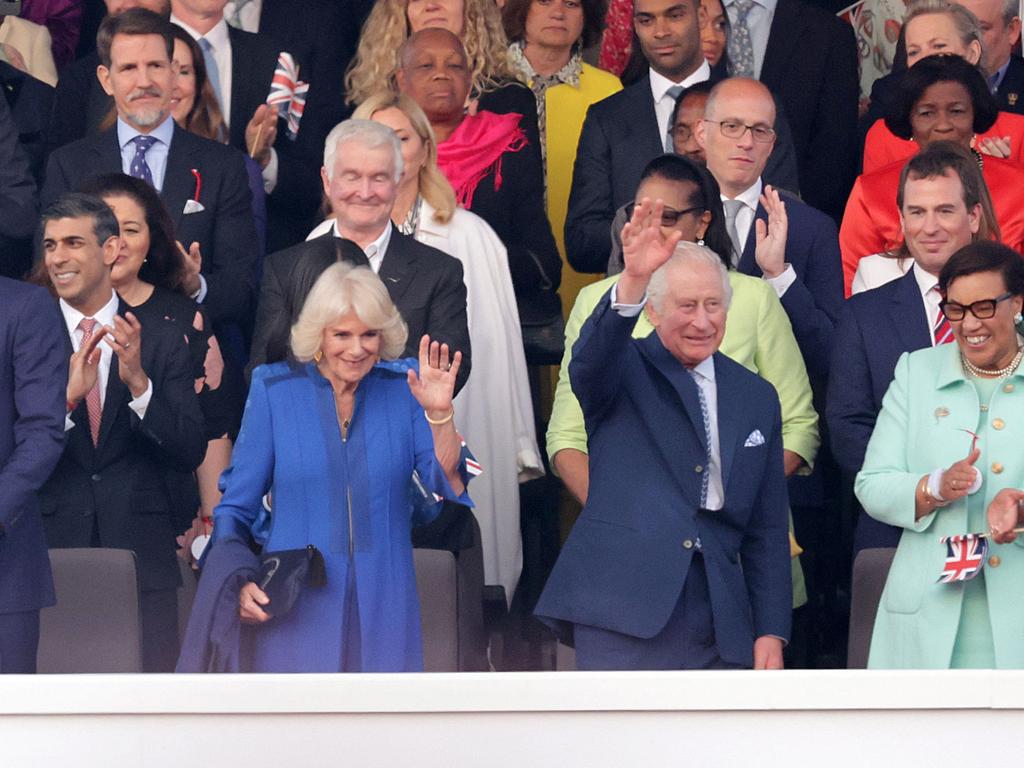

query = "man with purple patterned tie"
[[828, 143, 989, 554], [41, 8, 259, 363], [38, 192, 205, 672]]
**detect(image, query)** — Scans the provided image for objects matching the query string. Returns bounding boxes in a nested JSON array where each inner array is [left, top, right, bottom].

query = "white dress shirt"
[[330, 220, 393, 273], [723, 178, 796, 297], [649, 60, 712, 145], [60, 291, 152, 430], [609, 284, 724, 510], [724, 0, 778, 79], [172, 15, 233, 126], [116, 114, 175, 192], [912, 262, 945, 346], [224, 0, 263, 32]]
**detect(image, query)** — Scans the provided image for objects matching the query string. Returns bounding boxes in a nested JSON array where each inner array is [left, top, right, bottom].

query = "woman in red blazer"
[[841, 55, 1024, 295]]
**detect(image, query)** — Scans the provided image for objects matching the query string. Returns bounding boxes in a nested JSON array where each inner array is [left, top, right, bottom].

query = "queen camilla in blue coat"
[[179, 261, 474, 673]]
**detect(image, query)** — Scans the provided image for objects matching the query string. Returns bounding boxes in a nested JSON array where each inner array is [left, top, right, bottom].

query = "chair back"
[[847, 547, 897, 669], [414, 548, 458, 672], [177, 557, 198, 647], [38, 548, 144, 673]]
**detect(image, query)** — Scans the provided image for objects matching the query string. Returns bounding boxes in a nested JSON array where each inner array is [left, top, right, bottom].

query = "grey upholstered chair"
[[847, 547, 897, 669], [414, 548, 459, 672]]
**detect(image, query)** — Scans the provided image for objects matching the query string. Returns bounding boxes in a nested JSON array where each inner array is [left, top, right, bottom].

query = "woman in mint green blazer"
[[856, 242, 1024, 669]]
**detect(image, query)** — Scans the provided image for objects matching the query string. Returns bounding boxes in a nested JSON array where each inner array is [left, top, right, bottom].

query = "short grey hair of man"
[[322, 119, 404, 183], [647, 241, 733, 314], [904, 0, 983, 54], [999, 0, 1020, 26], [290, 261, 409, 362]]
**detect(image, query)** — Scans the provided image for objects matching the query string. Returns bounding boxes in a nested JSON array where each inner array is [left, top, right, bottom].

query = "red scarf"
[[436, 110, 527, 210]]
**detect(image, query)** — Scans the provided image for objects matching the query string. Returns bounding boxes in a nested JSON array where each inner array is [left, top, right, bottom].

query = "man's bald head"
[[398, 27, 466, 70], [696, 77, 778, 198]]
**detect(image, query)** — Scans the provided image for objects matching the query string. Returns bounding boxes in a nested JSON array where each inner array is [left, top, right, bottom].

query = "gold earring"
[[314, 349, 323, 363]]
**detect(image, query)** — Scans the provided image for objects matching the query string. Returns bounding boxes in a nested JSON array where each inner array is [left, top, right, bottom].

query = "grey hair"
[[904, 0, 983, 54], [647, 241, 733, 313], [290, 262, 408, 362], [999, 0, 1020, 26], [322, 119, 404, 183]]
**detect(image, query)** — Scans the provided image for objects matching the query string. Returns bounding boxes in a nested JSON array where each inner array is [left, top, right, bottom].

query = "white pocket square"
[[183, 200, 205, 214], [744, 429, 765, 447]]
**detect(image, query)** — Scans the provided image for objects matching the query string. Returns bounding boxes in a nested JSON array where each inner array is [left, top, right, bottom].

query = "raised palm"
[[621, 198, 683, 280], [407, 335, 460, 414]]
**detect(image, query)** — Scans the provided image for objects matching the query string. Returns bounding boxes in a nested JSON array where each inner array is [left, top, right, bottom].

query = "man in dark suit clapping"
[[42, 8, 259, 363], [39, 193, 206, 672]]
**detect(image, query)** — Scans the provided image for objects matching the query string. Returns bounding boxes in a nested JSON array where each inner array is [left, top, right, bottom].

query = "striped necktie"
[[934, 309, 954, 345], [688, 369, 712, 507], [78, 318, 103, 446]]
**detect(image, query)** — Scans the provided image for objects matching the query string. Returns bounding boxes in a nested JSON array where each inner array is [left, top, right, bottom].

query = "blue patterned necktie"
[[728, 0, 756, 78], [664, 84, 684, 151], [199, 37, 223, 107], [688, 369, 712, 507], [129, 135, 158, 187]]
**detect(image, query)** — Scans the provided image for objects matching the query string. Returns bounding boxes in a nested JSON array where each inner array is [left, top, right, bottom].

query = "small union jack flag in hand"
[[266, 52, 308, 140], [937, 533, 989, 583]]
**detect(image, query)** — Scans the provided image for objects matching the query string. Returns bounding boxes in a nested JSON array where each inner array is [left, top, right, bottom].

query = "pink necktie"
[[78, 318, 103, 445], [934, 310, 954, 346]]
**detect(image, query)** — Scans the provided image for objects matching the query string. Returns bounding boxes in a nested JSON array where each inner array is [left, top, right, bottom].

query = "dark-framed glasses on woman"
[[625, 201, 705, 227], [940, 291, 1014, 321]]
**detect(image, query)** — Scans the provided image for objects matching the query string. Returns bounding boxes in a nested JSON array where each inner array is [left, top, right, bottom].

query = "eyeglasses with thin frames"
[[703, 119, 776, 143]]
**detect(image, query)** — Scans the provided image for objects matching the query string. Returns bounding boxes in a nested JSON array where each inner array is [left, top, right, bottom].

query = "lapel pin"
[[1010, 93, 1019, 106], [935, 407, 950, 422]]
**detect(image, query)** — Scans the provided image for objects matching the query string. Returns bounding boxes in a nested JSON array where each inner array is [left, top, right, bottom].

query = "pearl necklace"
[[961, 345, 1024, 378]]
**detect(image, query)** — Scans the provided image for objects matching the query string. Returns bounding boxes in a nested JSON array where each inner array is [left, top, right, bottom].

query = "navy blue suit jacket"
[[827, 270, 931, 551], [535, 293, 791, 666], [0, 279, 67, 614], [563, 76, 802, 274], [736, 191, 843, 393]]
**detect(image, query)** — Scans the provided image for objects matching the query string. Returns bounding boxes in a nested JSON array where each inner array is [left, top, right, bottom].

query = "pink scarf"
[[436, 111, 527, 210]]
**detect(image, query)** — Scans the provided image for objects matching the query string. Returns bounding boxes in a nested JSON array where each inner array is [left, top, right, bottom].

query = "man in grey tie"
[[722, 0, 858, 222], [536, 199, 792, 670], [696, 76, 841, 388]]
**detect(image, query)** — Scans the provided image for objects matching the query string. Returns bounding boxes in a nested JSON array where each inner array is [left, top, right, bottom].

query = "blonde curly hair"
[[344, 0, 521, 106], [352, 92, 457, 225]]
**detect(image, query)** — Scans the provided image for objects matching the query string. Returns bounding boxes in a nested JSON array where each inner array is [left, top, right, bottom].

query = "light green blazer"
[[546, 271, 819, 609], [856, 344, 1024, 668]]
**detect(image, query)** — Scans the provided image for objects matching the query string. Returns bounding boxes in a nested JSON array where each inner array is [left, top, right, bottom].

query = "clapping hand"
[[177, 241, 203, 296], [977, 135, 1012, 159], [104, 312, 148, 397], [939, 446, 981, 502], [67, 324, 108, 405], [754, 185, 788, 279], [987, 487, 1024, 544], [407, 335, 461, 421]]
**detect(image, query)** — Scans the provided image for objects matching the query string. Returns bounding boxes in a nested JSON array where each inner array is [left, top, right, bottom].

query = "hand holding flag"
[[266, 51, 308, 140]]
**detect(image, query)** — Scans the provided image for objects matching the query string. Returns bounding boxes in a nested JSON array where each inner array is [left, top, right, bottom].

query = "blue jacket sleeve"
[[568, 289, 637, 422], [826, 301, 877, 475]]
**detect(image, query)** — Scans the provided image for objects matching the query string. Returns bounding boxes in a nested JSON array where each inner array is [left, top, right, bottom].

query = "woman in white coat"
[[310, 93, 543, 603]]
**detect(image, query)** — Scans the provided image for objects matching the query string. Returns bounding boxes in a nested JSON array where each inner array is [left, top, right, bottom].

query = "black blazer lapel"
[[161, 125, 201, 231], [626, 80, 666, 159], [713, 354, 743, 492], [93, 128, 124, 175], [96, 302, 131, 450], [890, 268, 932, 352], [760, 0, 803, 88], [737, 202, 765, 274], [377, 228, 418, 308]]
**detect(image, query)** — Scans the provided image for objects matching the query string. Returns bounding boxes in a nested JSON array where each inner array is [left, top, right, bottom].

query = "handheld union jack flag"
[[937, 533, 989, 583], [266, 52, 308, 140]]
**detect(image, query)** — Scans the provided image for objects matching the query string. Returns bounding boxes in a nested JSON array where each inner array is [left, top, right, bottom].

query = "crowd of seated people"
[[6, 0, 1024, 675]]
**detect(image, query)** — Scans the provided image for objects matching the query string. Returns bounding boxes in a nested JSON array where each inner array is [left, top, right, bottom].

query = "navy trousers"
[[574, 555, 746, 670], [0, 610, 40, 673]]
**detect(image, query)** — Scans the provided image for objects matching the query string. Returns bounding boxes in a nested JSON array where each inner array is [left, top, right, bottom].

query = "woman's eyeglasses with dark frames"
[[940, 292, 1014, 321], [624, 202, 705, 227]]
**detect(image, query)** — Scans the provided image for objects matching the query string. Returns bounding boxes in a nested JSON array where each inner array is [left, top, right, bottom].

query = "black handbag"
[[517, 255, 565, 366], [257, 545, 327, 619]]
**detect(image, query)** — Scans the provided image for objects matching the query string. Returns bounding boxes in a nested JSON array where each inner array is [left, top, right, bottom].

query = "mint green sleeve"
[[855, 352, 938, 533], [545, 279, 614, 468], [751, 280, 820, 469]]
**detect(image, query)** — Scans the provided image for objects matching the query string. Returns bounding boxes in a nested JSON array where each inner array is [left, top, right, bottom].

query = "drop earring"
[[314, 349, 323, 363], [1015, 312, 1023, 325], [697, 238, 705, 246]]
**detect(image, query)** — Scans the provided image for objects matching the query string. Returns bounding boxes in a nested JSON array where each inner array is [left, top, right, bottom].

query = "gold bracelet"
[[425, 409, 454, 426]]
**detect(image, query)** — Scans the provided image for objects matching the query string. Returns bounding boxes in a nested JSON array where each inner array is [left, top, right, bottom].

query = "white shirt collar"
[[723, 178, 763, 210], [332, 220, 393, 272], [172, 14, 230, 48], [912, 261, 940, 300], [648, 59, 711, 102], [116, 113, 175, 149], [60, 290, 119, 341], [688, 353, 717, 381]]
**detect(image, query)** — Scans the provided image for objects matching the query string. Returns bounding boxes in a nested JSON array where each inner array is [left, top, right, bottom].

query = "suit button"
[[992, 462, 1004, 474], [993, 418, 1006, 430], [1004, 383, 1016, 393], [695, 465, 704, 474], [91, 474, 101, 482], [990, 555, 1002, 568], [682, 539, 694, 549]]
